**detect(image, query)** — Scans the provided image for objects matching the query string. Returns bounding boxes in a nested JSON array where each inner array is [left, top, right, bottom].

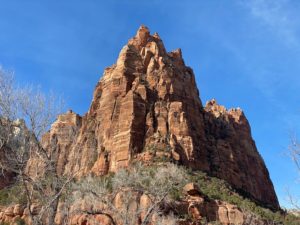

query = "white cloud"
[[241, 0, 299, 47]]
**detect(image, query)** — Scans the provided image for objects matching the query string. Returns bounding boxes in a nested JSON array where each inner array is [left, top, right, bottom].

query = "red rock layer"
[[41, 26, 279, 209]]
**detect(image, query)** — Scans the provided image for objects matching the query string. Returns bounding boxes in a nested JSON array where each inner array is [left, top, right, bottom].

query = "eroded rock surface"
[[41, 25, 279, 210], [203, 99, 278, 209]]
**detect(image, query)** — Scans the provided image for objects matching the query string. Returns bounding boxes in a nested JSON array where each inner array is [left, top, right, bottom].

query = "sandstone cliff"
[[41, 25, 279, 210]]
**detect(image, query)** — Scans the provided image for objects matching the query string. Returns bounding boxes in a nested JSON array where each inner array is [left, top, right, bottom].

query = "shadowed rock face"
[[203, 99, 278, 209], [41, 25, 279, 209]]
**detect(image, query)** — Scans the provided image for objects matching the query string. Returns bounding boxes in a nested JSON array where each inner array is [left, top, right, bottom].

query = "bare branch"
[[0, 67, 71, 225], [71, 163, 185, 225]]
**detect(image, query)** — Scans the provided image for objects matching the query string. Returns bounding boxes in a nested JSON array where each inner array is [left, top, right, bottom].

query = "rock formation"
[[41, 25, 279, 210], [0, 185, 270, 225]]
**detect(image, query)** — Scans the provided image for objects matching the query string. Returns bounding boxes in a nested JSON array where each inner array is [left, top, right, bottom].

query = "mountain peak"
[[42, 26, 279, 210], [127, 25, 167, 58]]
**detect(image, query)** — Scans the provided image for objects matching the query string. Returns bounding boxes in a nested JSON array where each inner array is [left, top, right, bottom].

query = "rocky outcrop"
[[66, 194, 255, 225], [0, 185, 276, 225], [41, 25, 279, 210], [0, 183, 266, 225], [41, 110, 82, 175], [0, 204, 25, 224], [203, 99, 278, 209]]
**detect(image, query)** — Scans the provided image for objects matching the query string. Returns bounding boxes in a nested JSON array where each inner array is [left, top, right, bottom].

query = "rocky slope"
[[41, 25, 279, 210], [0, 183, 269, 225]]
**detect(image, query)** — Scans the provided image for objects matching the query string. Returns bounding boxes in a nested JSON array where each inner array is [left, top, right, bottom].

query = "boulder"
[[4, 206, 14, 217], [13, 204, 24, 216], [183, 183, 201, 196], [30, 203, 40, 215]]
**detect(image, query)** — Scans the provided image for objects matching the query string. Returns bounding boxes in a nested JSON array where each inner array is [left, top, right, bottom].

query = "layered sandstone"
[[203, 99, 278, 209], [41, 110, 82, 175], [41, 25, 279, 210]]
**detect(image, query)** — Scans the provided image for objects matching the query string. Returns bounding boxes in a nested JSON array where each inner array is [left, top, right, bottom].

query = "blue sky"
[[0, 0, 300, 208]]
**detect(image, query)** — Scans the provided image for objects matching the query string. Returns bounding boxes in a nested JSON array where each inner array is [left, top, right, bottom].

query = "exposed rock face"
[[203, 99, 278, 209], [41, 25, 279, 209], [41, 110, 82, 175]]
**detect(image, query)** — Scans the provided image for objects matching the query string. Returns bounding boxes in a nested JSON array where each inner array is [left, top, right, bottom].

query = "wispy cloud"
[[241, 0, 300, 47]]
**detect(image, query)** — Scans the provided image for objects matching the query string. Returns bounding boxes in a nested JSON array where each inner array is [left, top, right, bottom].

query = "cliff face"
[[203, 100, 278, 209], [41, 26, 279, 209]]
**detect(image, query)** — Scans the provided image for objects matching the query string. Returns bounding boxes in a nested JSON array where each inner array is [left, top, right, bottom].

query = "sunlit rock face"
[[41, 25, 279, 210]]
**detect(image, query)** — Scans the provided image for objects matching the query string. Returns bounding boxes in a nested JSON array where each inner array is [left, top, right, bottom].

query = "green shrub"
[[15, 218, 26, 225], [187, 169, 299, 224], [170, 188, 182, 201], [0, 183, 27, 206], [0, 188, 10, 205], [0, 222, 10, 225]]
